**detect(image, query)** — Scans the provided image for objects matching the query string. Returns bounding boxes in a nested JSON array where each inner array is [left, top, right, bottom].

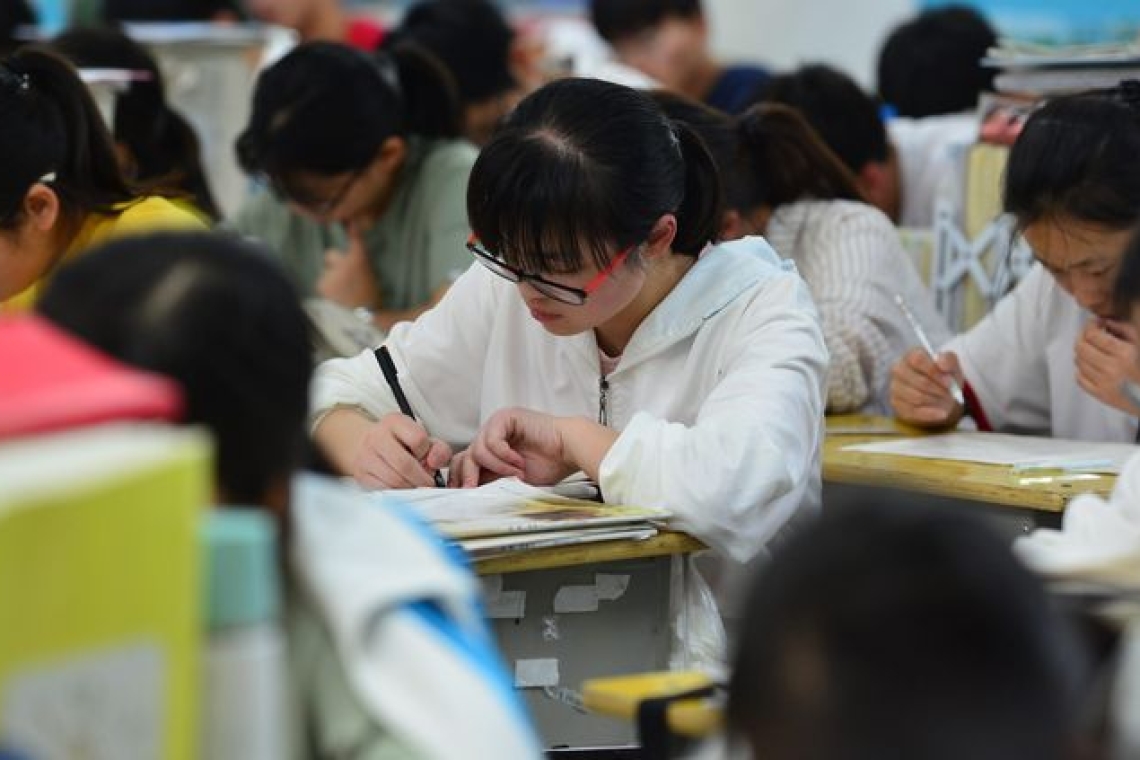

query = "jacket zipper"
[[598, 375, 610, 426]]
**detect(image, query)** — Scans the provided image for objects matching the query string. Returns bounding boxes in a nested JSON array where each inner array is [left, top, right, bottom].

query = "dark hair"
[[0, 0, 35, 55], [727, 501, 1090, 760], [590, 0, 702, 43], [102, 0, 242, 22], [467, 77, 722, 272], [1004, 85, 1140, 234], [36, 232, 312, 506], [654, 92, 861, 213], [0, 45, 135, 227], [878, 5, 997, 118], [1114, 227, 1140, 314], [754, 63, 889, 174], [387, 0, 515, 105], [236, 41, 460, 185], [52, 26, 220, 220]]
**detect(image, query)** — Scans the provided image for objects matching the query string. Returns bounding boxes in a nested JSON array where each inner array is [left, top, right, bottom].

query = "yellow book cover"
[[0, 424, 211, 760]]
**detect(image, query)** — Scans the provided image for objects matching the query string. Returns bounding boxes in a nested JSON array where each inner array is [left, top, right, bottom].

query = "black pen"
[[374, 345, 446, 488]]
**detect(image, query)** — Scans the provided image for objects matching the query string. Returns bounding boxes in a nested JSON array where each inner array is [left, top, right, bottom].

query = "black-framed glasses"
[[268, 167, 364, 218], [466, 234, 635, 306]]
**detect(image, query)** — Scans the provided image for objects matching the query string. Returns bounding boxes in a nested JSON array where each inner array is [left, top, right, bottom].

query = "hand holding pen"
[[890, 295, 968, 427], [365, 345, 448, 488]]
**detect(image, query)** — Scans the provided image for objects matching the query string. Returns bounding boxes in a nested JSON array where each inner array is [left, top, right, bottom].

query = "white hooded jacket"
[[312, 236, 828, 563]]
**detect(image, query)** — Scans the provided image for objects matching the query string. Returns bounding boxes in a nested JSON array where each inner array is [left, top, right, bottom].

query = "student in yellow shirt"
[[0, 46, 204, 312]]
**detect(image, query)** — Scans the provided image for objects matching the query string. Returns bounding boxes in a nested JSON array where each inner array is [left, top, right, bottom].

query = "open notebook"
[[371, 478, 670, 560]]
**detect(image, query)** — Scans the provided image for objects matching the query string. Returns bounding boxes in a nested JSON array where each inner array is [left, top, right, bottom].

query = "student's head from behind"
[[590, 0, 708, 94], [0, 46, 134, 302], [877, 5, 997, 118], [52, 26, 220, 220], [387, 0, 518, 147], [728, 503, 1091, 760], [36, 232, 312, 514], [1005, 84, 1140, 319], [652, 90, 861, 239], [236, 41, 460, 227], [0, 0, 35, 56], [467, 77, 721, 340], [755, 64, 899, 222]]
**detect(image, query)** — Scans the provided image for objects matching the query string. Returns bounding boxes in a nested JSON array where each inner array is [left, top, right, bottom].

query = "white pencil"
[[894, 294, 966, 407]]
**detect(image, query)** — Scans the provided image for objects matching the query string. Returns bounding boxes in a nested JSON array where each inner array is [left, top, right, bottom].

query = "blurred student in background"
[[655, 91, 948, 414], [53, 26, 220, 221], [246, 0, 384, 50], [385, 0, 521, 147], [231, 41, 474, 330], [590, 0, 768, 115], [0, 47, 203, 311], [101, 0, 242, 22]]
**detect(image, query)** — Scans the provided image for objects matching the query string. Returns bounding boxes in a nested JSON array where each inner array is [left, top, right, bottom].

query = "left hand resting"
[[449, 407, 576, 488]]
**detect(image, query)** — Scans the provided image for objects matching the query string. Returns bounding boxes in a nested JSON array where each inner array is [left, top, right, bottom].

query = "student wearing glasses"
[[0, 47, 204, 312], [231, 42, 475, 331], [312, 78, 828, 586]]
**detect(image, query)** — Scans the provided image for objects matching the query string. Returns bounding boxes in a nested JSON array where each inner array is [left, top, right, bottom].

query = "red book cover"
[[0, 316, 183, 439]]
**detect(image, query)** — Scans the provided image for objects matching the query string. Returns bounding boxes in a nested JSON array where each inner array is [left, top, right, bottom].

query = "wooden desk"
[[475, 531, 706, 575], [824, 416, 1116, 519]]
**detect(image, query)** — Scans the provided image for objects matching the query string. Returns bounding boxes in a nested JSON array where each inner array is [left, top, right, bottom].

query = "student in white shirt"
[[890, 86, 1140, 441], [312, 77, 828, 567], [653, 92, 948, 414]]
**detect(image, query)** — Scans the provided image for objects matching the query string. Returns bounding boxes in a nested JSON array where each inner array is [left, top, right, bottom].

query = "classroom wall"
[[703, 0, 920, 89]]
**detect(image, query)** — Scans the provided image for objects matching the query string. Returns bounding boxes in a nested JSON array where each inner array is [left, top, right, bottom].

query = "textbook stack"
[[384, 479, 670, 561], [983, 39, 1140, 97]]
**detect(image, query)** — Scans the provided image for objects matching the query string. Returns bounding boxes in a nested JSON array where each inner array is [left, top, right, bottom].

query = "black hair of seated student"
[[652, 91, 860, 213], [467, 77, 722, 274], [386, 0, 515, 109], [52, 26, 220, 220], [0, 0, 35, 55], [236, 40, 460, 193], [877, 5, 997, 118], [36, 232, 312, 512], [1005, 83, 1140, 235], [102, 0, 242, 22], [754, 63, 890, 176], [0, 45, 135, 228], [1113, 226, 1140, 316], [727, 502, 1093, 760], [590, 0, 701, 44]]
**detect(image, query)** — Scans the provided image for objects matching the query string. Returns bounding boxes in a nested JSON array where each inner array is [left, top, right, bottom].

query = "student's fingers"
[[932, 351, 965, 385], [364, 415, 438, 488], [447, 450, 480, 489], [1103, 319, 1139, 343], [892, 364, 954, 408], [424, 438, 453, 471], [468, 431, 526, 479]]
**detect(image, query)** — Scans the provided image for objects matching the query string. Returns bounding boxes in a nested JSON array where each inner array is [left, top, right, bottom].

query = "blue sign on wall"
[[921, 0, 1140, 43]]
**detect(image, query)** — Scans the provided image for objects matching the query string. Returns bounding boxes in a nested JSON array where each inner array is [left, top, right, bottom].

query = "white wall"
[[704, 0, 919, 89]]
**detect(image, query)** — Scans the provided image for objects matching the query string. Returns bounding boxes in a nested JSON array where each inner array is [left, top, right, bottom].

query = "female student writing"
[[37, 232, 542, 759], [312, 78, 828, 566], [232, 42, 476, 331], [653, 92, 949, 414], [0, 47, 204, 311], [890, 85, 1140, 441]]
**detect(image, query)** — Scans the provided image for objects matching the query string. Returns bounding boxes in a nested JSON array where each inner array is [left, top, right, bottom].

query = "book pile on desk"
[[378, 479, 671, 561], [983, 39, 1140, 97]]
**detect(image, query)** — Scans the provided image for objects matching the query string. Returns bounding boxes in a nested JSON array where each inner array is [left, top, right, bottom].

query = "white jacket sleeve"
[[944, 265, 1053, 433], [597, 272, 828, 562], [311, 263, 500, 445]]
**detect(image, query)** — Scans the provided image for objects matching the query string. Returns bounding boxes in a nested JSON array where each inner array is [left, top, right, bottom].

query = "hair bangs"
[[468, 131, 625, 275]]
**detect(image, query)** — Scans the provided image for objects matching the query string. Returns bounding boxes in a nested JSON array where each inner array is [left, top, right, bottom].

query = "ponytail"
[[671, 121, 723, 255], [734, 103, 862, 209], [0, 46, 133, 226], [237, 41, 459, 183], [388, 43, 461, 140]]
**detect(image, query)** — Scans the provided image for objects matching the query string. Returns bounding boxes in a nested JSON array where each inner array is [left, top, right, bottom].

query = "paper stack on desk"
[[844, 431, 1136, 474], [375, 479, 670, 560]]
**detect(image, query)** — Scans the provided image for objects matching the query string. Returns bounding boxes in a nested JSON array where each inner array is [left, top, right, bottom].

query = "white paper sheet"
[[843, 432, 1138, 473]]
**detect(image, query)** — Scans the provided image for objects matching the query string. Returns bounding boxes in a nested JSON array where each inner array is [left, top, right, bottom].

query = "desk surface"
[[824, 416, 1116, 512], [475, 530, 705, 575]]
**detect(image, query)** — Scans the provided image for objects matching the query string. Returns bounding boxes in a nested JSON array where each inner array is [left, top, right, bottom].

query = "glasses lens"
[[530, 280, 585, 305]]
